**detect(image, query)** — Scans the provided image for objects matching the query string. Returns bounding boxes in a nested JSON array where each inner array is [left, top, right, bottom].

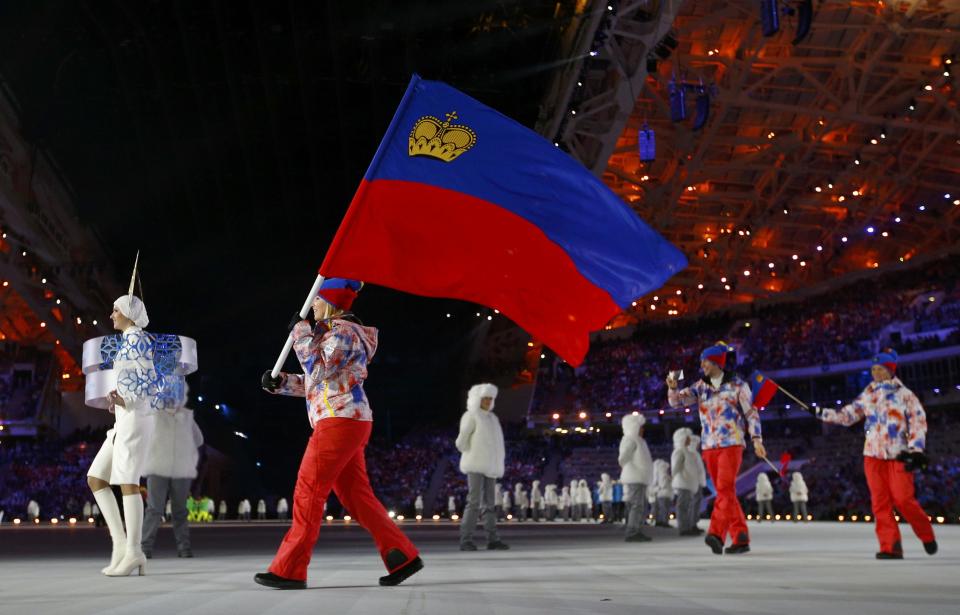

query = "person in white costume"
[[514, 483, 528, 522], [688, 435, 706, 534], [257, 499, 267, 520], [619, 413, 653, 542], [598, 473, 614, 523], [576, 479, 593, 521], [219, 500, 228, 521], [27, 500, 40, 522], [277, 497, 289, 521], [141, 390, 203, 559], [530, 480, 544, 522], [652, 460, 672, 527], [755, 473, 774, 521], [560, 485, 572, 521], [671, 428, 700, 536], [568, 480, 580, 521], [789, 472, 809, 522], [86, 291, 157, 577], [456, 383, 510, 551], [544, 484, 559, 521]]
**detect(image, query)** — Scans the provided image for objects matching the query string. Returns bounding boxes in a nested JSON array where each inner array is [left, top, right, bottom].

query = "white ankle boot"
[[105, 551, 146, 577]]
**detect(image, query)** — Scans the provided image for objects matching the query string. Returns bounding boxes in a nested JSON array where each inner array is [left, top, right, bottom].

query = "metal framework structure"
[[547, 0, 960, 323]]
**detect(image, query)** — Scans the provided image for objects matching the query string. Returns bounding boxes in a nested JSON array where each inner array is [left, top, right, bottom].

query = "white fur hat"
[[113, 295, 149, 328], [467, 383, 498, 412]]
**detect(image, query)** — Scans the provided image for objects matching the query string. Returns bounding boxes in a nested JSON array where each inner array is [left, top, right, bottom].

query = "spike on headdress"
[[128, 250, 140, 297]]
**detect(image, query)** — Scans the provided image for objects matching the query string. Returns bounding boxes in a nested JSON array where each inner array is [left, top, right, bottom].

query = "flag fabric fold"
[[320, 74, 687, 366]]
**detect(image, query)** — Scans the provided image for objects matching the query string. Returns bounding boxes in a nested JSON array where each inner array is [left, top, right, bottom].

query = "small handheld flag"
[[750, 371, 780, 409]]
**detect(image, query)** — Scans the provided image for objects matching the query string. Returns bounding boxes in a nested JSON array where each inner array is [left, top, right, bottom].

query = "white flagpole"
[[270, 274, 325, 378]]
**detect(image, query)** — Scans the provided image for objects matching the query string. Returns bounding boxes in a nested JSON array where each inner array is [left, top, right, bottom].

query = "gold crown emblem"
[[408, 111, 477, 162]]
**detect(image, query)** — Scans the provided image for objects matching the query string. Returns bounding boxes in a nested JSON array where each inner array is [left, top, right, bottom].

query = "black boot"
[[487, 540, 510, 550], [725, 543, 750, 554], [379, 550, 424, 586], [459, 541, 478, 551], [625, 532, 652, 542], [254, 572, 306, 590], [875, 551, 904, 560], [178, 549, 194, 558], [923, 540, 938, 555], [705, 534, 723, 555]]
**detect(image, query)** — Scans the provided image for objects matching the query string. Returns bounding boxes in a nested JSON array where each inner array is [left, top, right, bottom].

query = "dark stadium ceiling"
[[546, 0, 960, 323], [0, 0, 957, 333]]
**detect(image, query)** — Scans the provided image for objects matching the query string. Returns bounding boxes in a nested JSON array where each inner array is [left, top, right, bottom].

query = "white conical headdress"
[[113, 251, 149, 328]]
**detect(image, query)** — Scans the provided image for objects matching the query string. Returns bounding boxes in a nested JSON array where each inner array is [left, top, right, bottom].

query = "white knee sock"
[[122, 494, 144, 555], [93, 488, 126, 545]]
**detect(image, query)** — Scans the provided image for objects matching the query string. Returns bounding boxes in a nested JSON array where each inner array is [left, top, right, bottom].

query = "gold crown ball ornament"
[[408, 111, 477, 162]]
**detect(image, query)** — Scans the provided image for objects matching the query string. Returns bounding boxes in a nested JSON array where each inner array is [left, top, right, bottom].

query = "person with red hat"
[[666, 342, 765, 555], [254, 278, 423, 589], [817, 349, 937, 559]]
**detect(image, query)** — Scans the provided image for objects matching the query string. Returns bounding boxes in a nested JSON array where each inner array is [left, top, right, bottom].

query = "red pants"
[[703, 446, 749, 545], [269, 418, 418, 581], [863, 457, 934, 553]]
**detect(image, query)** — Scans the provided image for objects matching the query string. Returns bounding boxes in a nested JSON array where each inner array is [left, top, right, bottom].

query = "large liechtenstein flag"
[[321, 74, 687, 366]]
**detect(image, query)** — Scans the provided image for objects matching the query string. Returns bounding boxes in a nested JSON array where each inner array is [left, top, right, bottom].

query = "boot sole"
[[379, 557, 424, 586], [254, 574, 306, 589]]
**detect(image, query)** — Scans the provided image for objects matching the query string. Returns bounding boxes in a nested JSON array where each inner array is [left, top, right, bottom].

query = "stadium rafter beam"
[[538, 0, 685, 174]]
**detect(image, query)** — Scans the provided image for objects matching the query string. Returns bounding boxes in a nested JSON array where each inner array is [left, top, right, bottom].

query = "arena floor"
[[1, 519, 956, 615]]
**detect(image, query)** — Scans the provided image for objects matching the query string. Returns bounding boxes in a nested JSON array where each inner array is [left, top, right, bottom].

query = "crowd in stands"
[[0, 437, 97, 521], [531, 254, 960, 421]]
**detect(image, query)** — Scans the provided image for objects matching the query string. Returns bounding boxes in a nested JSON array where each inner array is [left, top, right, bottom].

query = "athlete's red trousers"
[[269, 418, 418, 581], [863, 456, 935, 553], [703, 445, 749, 545]]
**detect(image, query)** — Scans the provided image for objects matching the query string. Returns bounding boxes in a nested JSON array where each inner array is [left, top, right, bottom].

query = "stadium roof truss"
[[544, 0, 960, 320]]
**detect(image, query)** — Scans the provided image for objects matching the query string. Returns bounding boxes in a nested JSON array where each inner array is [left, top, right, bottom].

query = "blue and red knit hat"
[[700, 341, 731, 369], [317, 278, 364, 311], [873, 348, 898, 374]]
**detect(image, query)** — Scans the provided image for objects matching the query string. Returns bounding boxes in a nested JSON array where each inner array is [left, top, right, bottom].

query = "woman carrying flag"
[[255, 278, 423, 589], [667, 342, 765, 555]]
